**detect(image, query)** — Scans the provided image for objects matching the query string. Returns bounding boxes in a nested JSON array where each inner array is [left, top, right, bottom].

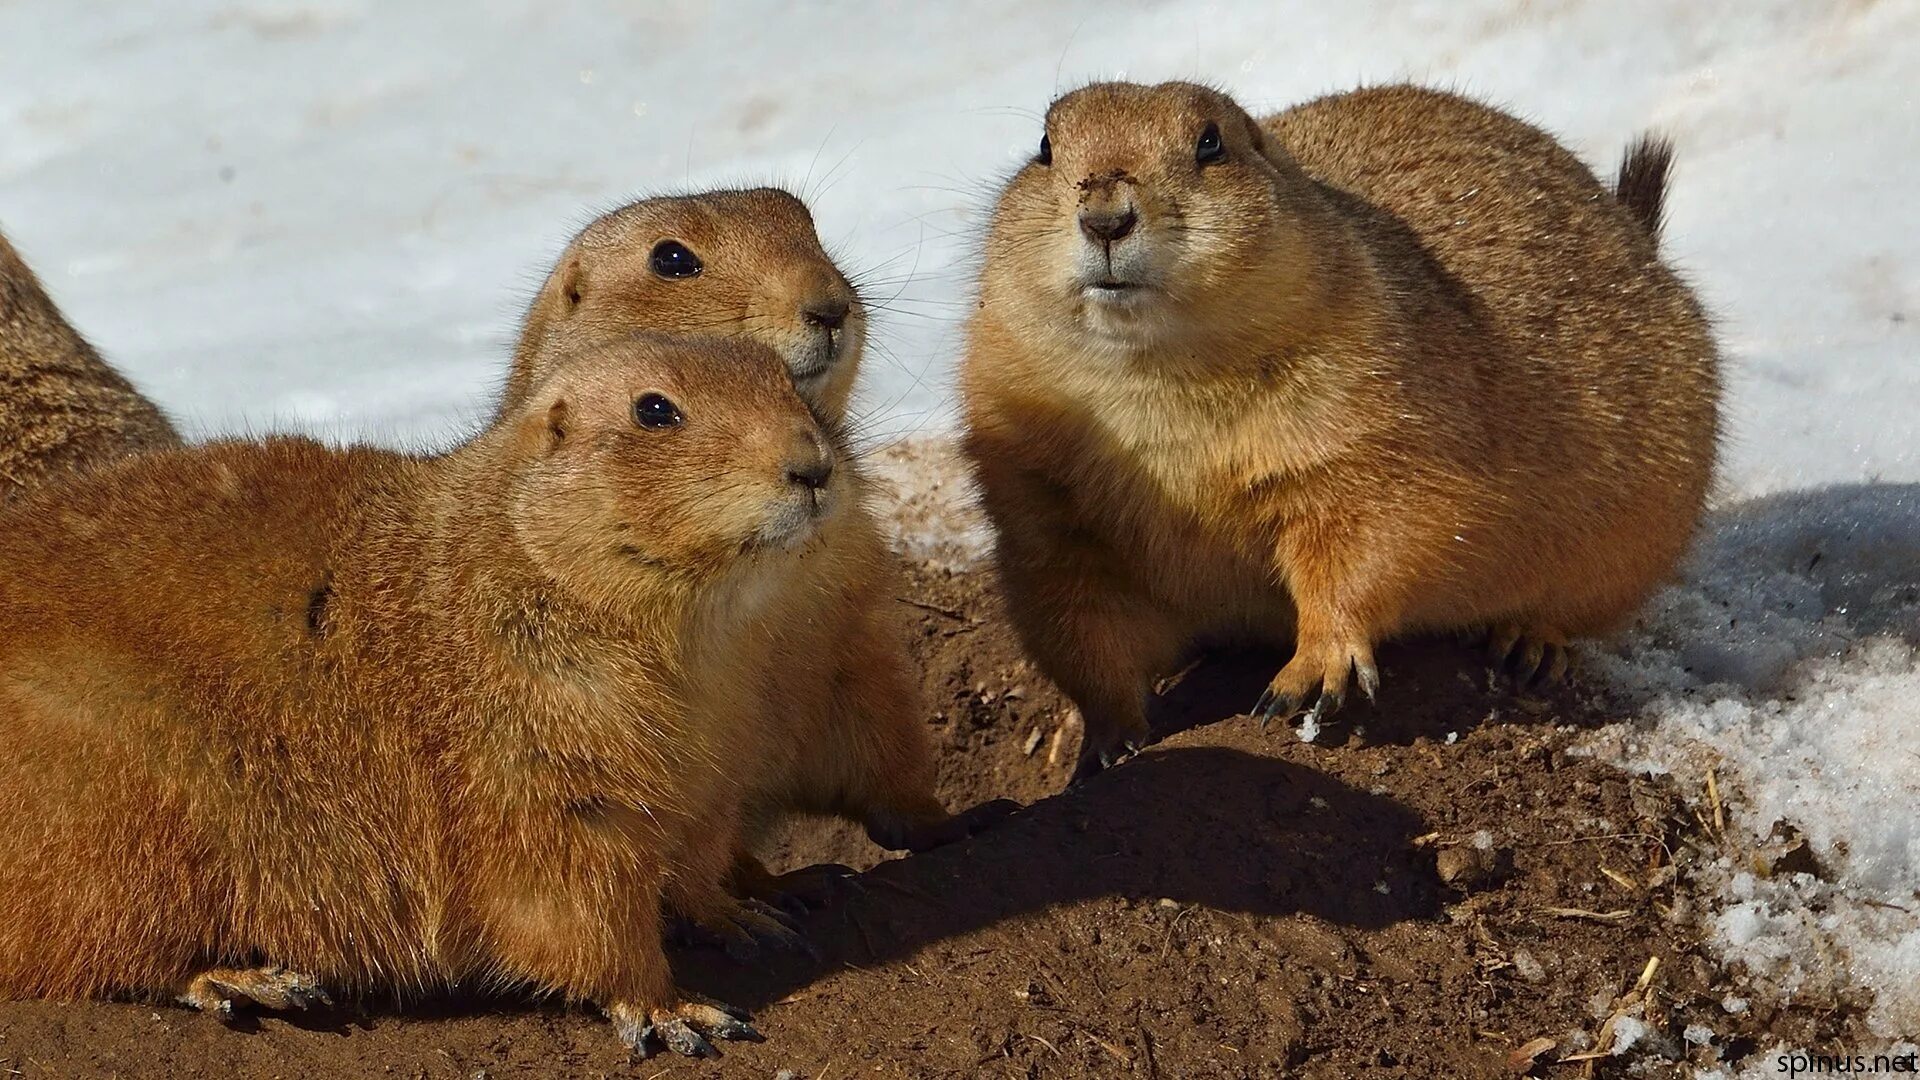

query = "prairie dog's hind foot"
[[672, 895, 816, 963], [864, 797, 1021, 853], [1252, 641, 1381, 738], [1068, 708, 1155, 783], [1069, 731, 1151, 784], [177, 965, 333, 1018], [608, 995, 761, 1059], [737, 857, 864, 916], [1486, 623, 1572, 687]]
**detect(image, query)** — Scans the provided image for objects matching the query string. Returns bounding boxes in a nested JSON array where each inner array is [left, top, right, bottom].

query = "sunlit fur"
[[506, 188, 867, 427], [0, 229, 178, 506], [959, 82, 1720, 771], [0, 333, 845, 1047], [507, 189, 964, 899]]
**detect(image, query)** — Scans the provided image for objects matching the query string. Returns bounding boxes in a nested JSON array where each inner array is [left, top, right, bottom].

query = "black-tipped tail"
[[1614, 133, 1675, 243]]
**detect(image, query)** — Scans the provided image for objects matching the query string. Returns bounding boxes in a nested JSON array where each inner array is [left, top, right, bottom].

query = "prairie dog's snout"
[[801, 294, 850, 332], [1077, 175, 1140, 244], [1075, 171, 1149, 293], [783, 425, 836, 499], [753, 417, 839, 551], [790, 274, 859, 386]]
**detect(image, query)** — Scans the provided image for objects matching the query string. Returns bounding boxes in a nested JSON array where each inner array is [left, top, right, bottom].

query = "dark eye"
[[633, 392, 683, 430], [1196, 122, 1225, 165], [1036, 133, 1052, 166], [648, 240, 702, 279]]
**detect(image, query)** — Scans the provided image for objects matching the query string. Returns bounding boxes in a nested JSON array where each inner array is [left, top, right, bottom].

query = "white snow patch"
[[1609, 1014, 1649, 1056], [1296, 712, 1323, 744], [1584, 486, 1920, 1040]]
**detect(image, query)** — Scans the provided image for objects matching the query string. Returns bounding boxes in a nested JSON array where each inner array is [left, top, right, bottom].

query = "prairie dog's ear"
[[546, 398, 571, 447], [554, 252, 584, 312], [1242, 114, 1276, 162]]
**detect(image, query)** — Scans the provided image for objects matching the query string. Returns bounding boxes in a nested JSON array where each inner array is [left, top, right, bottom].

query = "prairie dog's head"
[[505, 333, 844, 600], [982, 81, 1324, 355], [510, 189, 865, 425]]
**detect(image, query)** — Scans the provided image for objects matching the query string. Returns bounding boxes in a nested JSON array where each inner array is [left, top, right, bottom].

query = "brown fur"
[[0, 229, 178, 505], [0, 332, 847, 1056], [958, 82, 1720, 775], [508, 190, 988, 897]]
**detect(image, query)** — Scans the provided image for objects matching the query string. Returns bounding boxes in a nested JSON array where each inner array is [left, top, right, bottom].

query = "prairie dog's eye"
[[1036, 133, 1052, 166], [633, 392, 684, 430], [648, 240, 702, 279], [1195, 122, 1225, 165]]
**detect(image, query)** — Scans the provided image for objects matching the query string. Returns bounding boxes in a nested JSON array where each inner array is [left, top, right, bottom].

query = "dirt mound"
[[0, 561, 1871, 1078]]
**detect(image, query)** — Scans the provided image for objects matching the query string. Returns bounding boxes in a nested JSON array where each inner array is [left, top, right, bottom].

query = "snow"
[[1611, 1014, 1650, 1056], [3, 0, 1918, 1058], [1585, 485, 1920, 1039]]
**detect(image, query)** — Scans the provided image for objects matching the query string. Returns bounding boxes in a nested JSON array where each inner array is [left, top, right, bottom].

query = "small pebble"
[[1435, 844, 1497, 888]]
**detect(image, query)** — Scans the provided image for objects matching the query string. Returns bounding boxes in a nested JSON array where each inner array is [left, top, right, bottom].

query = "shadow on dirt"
[[677, 740, 1437, 1011]]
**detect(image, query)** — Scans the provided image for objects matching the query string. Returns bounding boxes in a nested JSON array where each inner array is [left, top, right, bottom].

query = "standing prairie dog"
[[960, 82, 1719, 777], [0, 228, 178, 504], [0, 333, 846, 1058], [509, 189, 1007, 898]]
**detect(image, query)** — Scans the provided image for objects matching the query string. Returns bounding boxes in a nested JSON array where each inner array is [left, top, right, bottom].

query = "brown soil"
[[0, 469, 1873, 1078]]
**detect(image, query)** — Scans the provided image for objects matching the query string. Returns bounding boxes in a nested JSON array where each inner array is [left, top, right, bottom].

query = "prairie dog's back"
[[0, 231, 179, 505], [1264, 86, 1719, 482], [0, 438, 410, 675]]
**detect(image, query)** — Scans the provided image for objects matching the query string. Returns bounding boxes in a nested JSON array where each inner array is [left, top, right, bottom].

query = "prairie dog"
[[508, 188, 866, 425], [0, 228, 178, 504], [508, 189, 1001, 894], [0, 333, 846, 1058], [959, 82, 1719, 776]]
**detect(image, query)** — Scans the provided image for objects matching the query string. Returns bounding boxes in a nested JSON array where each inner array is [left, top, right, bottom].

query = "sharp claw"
[[658, 1017, 716, 1058], [1306, 687, 1343, 726], [709, 1015, 762, 1042], [616, 1015, 653, 1056], [745, 898, 802, 935], [1254, 688, 1298, 730], [1355, 660, 1381, 702]]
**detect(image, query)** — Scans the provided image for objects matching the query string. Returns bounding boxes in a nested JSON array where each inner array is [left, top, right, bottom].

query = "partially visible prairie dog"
[[960, 81, 1719, 776], [0, 332, 845, 1058], [0, 228, 178, 504], [509, 188, 867, 425], [510, 189, 1004, 898]]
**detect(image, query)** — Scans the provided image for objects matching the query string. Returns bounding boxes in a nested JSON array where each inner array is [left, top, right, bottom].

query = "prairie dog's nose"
[[802, 296, 850, 331], [785, 434, 835, 491], [1078, 205, 1138, 244]]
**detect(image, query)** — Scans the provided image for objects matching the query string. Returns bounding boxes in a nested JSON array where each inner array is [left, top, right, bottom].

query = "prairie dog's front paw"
[[1252, 642, 1380, 737]]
